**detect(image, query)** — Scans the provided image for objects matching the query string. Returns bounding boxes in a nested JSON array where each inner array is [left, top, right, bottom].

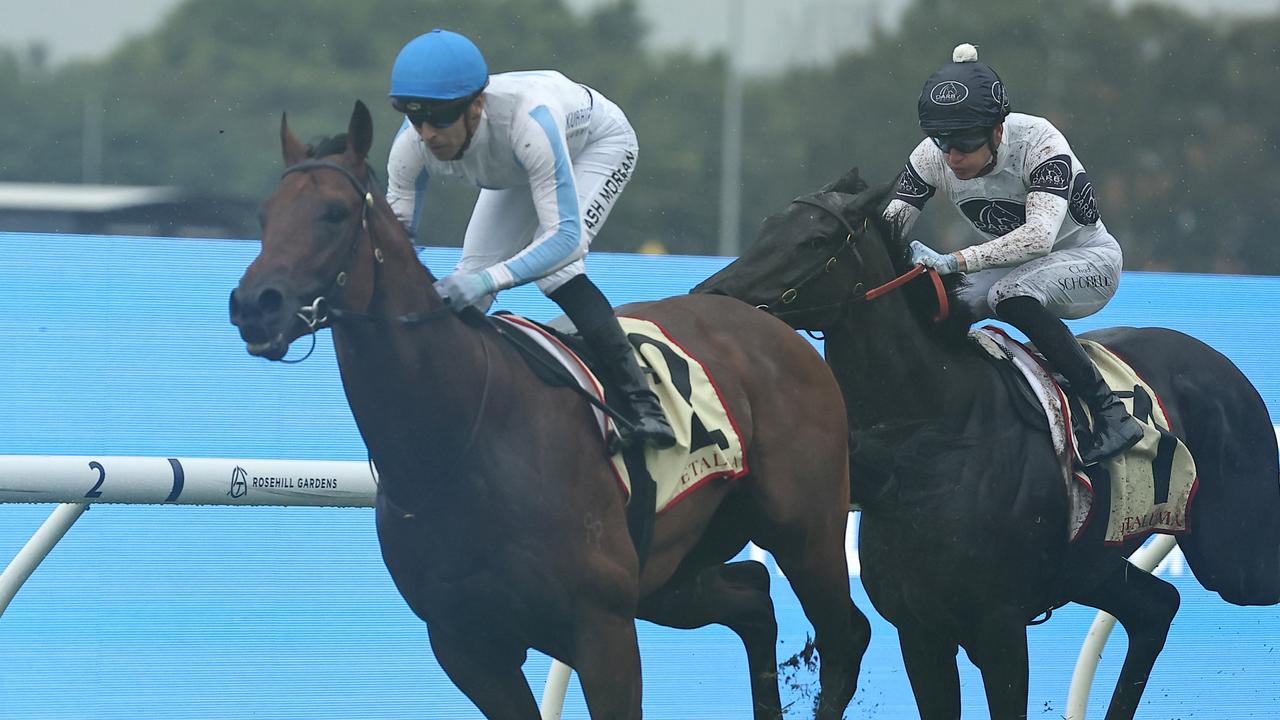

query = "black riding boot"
[[996, 296, 1143, 465], [550, 275, 676, 449]]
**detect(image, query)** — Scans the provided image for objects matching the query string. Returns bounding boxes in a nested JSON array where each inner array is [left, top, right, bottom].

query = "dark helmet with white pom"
[[918, 43, 1011, 134]]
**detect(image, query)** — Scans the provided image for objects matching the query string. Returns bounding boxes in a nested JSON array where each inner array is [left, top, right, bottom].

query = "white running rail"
[[1061, 420, 1280, 715], [0, 454, 574, 719]]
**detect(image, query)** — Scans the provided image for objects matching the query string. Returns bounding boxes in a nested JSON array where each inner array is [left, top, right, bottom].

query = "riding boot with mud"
[[550, 276, 677, 449], [996, 296, 1143, 466]]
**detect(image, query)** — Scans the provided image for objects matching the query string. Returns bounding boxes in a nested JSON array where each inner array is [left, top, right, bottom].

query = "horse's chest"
[[388, 551, 550, 630], [378, 513, 556, 625]]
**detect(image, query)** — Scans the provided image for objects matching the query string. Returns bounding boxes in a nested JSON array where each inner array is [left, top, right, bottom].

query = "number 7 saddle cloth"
[[972, 326, 1198, 544]]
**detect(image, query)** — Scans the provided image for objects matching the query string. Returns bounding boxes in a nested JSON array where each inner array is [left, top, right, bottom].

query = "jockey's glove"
[[434, 269, 499, 311], [909, 240, 961, 275]]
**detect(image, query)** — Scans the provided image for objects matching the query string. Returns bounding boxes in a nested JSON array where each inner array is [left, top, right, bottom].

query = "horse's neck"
[[834, 273, 986, 429], [332, 241, 490, 487], [365, 238, 434, 318]]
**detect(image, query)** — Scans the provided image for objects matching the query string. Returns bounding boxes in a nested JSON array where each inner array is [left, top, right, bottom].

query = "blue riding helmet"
[[917, 44, 1010, 134], [389, 29, 489, 101]]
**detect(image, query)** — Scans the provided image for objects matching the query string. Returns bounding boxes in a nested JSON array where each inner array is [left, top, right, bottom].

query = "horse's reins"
[[765, 193, 949, 326]]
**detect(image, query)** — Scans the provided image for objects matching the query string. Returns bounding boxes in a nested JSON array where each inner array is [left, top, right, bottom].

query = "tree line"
[[2, 0, 1277, 274]]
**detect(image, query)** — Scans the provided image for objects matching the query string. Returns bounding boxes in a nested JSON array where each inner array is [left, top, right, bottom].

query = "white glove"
[[909, 240, 960, 275], [433, 269, 497, 311]]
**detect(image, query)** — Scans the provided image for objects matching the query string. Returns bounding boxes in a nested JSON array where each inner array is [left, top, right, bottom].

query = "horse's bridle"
[[279, 159, 452, 331], [762, 192, 948, 325], [277, 158, 491, 505], [279, 159, 380, 334]]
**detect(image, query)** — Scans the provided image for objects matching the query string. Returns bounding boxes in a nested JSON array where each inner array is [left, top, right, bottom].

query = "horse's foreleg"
[[572, 606, 644, 720], [767, 534, 869, 720], [1071, 560, 1181, 720], [963, 611, 1030, 720], [898, 625, 962, 720], [638, 560, 782, 720], [427, 625, 541, 719]]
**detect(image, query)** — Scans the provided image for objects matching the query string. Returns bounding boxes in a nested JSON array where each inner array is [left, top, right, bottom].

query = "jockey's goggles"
[[929, 128, 990, 154], [392, 96, 474, 129]]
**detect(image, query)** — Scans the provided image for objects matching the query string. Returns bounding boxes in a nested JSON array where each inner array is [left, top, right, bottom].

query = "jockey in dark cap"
[[884, 43, 1143, 465]]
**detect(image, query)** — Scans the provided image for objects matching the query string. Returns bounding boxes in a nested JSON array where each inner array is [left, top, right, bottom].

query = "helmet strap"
[[975, 127, 1000, 178], [450, 97, 484, 161], [452, 128, 474, 161]]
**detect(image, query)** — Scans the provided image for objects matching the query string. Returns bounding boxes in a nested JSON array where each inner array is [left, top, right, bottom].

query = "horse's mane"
[[835, 170, 977, 344], [306, 134, 348, 158], [302, 132, 387, 203]]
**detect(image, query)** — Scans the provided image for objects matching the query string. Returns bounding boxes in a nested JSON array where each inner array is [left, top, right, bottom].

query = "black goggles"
[[391, 96, 474, 129], [929, 129, 990, 154]]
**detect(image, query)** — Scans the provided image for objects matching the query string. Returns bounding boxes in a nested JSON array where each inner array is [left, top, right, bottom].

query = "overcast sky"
[[4, 0, 1279, 74]]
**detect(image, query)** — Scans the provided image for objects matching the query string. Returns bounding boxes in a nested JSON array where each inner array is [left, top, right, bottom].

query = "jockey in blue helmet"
[[388, 29, 490, 161], [385, 29, 675, 450], [884, 43, 1143, 465]]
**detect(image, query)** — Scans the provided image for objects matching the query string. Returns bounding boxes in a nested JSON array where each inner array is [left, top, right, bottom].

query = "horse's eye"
[[322, 203, 350, 223]]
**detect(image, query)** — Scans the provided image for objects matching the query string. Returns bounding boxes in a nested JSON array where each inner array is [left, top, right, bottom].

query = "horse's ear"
[[820, 166, 868, 196], [347, 101, 374, 160], [281, 112, 308, 166]]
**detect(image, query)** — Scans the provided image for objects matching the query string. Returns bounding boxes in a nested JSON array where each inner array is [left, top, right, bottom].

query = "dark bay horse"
[[228, 101, 870, 719], [694, 167, 1280, 719]]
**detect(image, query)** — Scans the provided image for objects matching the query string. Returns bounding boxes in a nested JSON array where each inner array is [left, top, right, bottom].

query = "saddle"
[[487, 311, 620, 411], [971, 327, 1197, 543], [977, 338, 1100, 451], [484, 310, 749, 564]]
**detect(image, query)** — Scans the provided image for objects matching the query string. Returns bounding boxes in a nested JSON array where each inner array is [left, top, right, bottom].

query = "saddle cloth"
[[971, 326, 1198, 543], [493, 314, 748, 513]]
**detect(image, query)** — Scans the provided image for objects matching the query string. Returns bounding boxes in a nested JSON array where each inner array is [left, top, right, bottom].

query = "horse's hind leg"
[[1070, 558, 1181, 720], [1112, 329, 1280, 604], [638, 560, 783, 720], [427, 626, 541, 719], [1174, 423, 1280, 604]]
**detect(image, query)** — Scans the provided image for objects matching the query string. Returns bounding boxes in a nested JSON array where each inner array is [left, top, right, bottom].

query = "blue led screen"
[[2, 232, 1279, 718]]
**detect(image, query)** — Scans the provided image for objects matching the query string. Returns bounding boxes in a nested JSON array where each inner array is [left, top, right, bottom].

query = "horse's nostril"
[[258, 288, 283, 315]]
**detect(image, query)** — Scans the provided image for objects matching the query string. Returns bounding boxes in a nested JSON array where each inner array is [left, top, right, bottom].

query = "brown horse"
[[228, 101, 870, 719]]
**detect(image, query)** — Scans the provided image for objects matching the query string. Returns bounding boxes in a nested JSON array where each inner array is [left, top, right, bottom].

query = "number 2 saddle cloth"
[[493, 313, 748, 514], [972, 326, 1197, 544]]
